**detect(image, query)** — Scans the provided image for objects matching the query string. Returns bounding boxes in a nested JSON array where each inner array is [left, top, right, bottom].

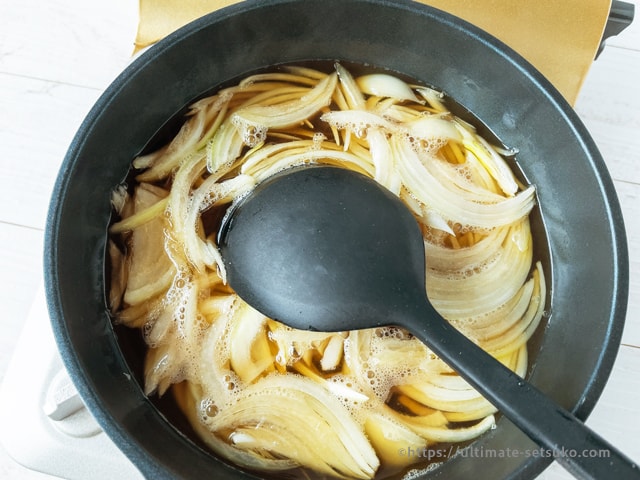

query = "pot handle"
[[597, 0, 635, 57]]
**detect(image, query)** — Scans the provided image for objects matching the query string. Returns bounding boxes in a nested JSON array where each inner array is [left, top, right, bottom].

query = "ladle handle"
[[401, 301, 639, 479]]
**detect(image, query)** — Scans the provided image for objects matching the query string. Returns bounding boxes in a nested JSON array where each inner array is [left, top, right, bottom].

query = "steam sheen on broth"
[[108, 64, 545, 479]]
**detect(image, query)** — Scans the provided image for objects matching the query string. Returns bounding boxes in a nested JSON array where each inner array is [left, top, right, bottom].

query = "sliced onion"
[[406, 115, 461, 143], [364, 410, 427, 468], [356, 73, 420, 103], [456, 122, 519, 196], [394, 136, 536, 229], [136, 91, 232, 181], [320, 334, 346, 371], [182, 174, 256, 272], [416, 87, 448, 113], [122, 184, 175, 306], [204, 375, 380, 479], [173, 381, 298, 472], [206, 117, 245, 173], [427, 220, 533, 320], [366, 128, 402, 195], [420, 207, 455, 235], [228, 302, 274, 384], [396, 412, 496, 444], [336, 63, 366, 110], [232, 72, 337, 135], [321, 109, 396, 134], [107, 239, 127, 311], [109, 196, 168, 234]]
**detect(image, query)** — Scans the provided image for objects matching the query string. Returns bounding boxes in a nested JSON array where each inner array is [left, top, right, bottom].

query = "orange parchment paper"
[[134, 0, 612, 105]]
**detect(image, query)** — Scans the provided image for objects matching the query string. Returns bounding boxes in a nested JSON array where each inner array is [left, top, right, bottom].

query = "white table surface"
[[0, 1, 638, 479]]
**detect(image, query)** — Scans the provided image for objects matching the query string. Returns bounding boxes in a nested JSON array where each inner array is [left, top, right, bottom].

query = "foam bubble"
[[312, 132, 326, 149], [231, 115, 267, 147], [200, 397, 219, 421], [326, 374, 370, 425]]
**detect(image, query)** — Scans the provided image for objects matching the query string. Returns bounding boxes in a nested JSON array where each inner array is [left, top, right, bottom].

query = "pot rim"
[[44, 1, 629, 478]]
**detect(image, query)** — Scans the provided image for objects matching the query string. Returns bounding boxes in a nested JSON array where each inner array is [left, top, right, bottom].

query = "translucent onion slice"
[[235, 85, 309, 108], [375, 102, 424, 123], [456, 123, 519, 196], [197, 297, 245, 405], [181, 174, 256, 272], [364, 411, 427, 468], [268, 320, 345, 367], [421, 154, 505, 202], [109, 196, 168, 234], [110, 184, 128, 214], [144, 344, 177, 395], [395, 345, 528, 424], [205, 375, 380, 479], [292, 361, 369, 404], [420, 207, 455, 235], [396, 383, 493, 416], [427, 220, 533, 320], [356, 74, 420, 103], [228, 301, 274, 384], [239, 139, 374, 181], [240, 139, 332, 173], [366, 128, 402, 195], [416, 87, 448, 113], [394, 136, 536, 229], [107, 239, 127, 311], [397, 412, 496, 444], [321, 334, 346, 371], [424, 227, 509, 272], [251, 148, 375, 182], [193, 91, 234, 151], [232, 72, 337, 138], [206, 116, 245, 173], [199, 294, 235, 323], [115, 295, 162, 329], [442, 402, 499, 423], [479, 263, 546, 357], [450, 277, 534, 342], [283, 65, 329, 81], [336, 63, 366, 110], [166, 154, 209, 273], [321, 109, 396, 135], [405, 115, 462, 145], [238, 71, 323, 88], [122, 184, 175, 306], [143, 277, 200, 395], [173, 381, 298, 472], [136, 91, 233, 181], [344, 328, 442, 403]]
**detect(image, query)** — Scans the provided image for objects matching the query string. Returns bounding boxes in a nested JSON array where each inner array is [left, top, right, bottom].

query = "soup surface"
[[108, 63, 545, 479]]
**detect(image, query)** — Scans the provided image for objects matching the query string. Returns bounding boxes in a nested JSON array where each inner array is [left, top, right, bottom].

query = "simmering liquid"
[[107, 62, 546, 479]]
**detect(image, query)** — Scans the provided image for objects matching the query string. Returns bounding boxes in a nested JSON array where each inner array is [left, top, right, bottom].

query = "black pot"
[[44, 0, 629, 478]]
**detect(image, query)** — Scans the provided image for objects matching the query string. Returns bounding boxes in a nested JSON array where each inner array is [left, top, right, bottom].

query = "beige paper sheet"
[[135, 0, 612, 105]]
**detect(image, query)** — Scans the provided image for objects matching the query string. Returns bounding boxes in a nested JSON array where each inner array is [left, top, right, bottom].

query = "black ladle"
[[218, 165, 638, 479]]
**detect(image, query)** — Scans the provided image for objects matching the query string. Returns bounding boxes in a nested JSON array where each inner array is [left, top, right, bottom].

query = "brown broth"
[[107, 61, 551, 480]]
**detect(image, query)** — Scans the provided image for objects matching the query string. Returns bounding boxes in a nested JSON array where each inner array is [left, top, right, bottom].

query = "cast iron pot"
[[44, 0, 629, 478]]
